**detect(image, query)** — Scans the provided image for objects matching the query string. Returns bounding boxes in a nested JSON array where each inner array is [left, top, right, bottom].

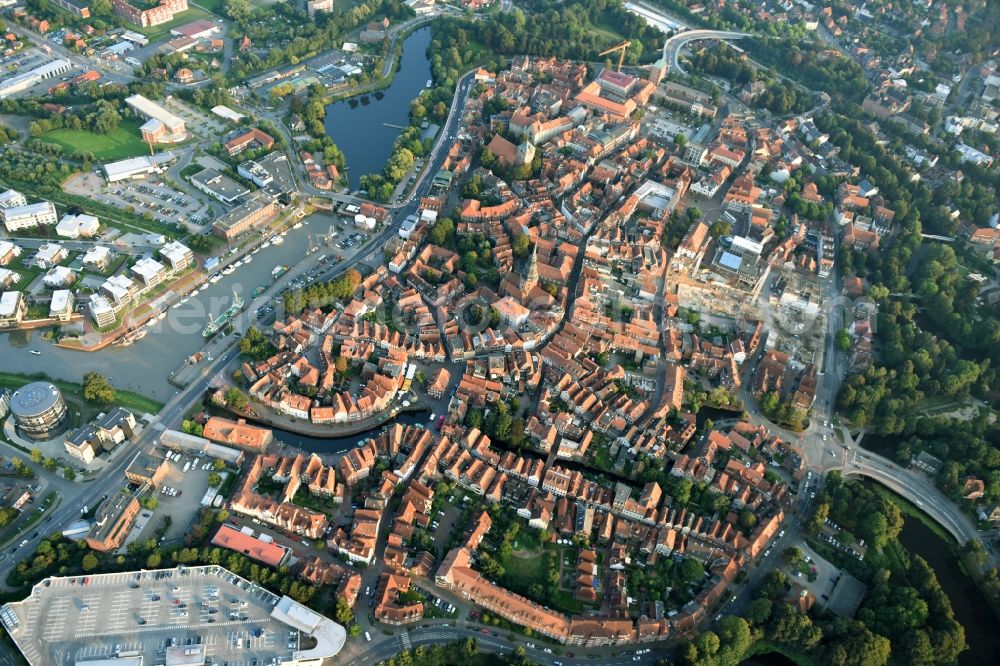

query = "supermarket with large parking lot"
[[0, 565, 345, 666]]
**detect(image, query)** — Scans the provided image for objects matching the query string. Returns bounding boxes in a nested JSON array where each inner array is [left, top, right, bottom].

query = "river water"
[[0, 213, 339, 400], [324, 27, 433, 189], [268, 409, 431, 455], [897, 518, 1000, 664]]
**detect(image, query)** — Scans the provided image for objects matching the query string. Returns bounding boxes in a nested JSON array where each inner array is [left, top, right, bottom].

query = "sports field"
[[39, 120, 151, 160]]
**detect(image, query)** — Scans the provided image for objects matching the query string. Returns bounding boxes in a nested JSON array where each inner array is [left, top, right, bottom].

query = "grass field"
[[503, 552, 548, 588], [39, 120, 150, 161], [0, 372, 163, 417], [191, 0, 225, 14]]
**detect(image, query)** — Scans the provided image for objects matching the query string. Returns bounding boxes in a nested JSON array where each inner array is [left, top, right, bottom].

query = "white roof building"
[[34, 243, 65, 268], [125, 94, 187, 141], [82, 245, 113, 267], [0, 189, 26, 209], [131, 257, 166, 285], [102, 152, 176, 182], [0, 291, 23, 319], [160, 241, 193, 270], [0, 59, 72, 99], [1, 201, 58, 232], [55, 213, 99, 239], [0, 240, 21, 264], [88, 294, 115, 324], [42, 265, 75, 288], [271, 596, 346, 663], [102, 274, 136, 304], [0, 267, 19, 288], [211, 105, 245, 122], [49, 289, 73, 318]]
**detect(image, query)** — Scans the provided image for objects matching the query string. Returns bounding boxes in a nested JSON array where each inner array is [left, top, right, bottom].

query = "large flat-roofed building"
[[1, 565, 346, 666], [0, 59, 73, 99], [1, 201, 57, 232], [212, 193, 279, 241], [191, 168, 250, 205], [238, 159, 273, 187], [125, 94, 187, 143], [9, 381, 68, 440], [85, 491, 141, 552], [102, 152, 176, 182], [0, 291, 26, 327]]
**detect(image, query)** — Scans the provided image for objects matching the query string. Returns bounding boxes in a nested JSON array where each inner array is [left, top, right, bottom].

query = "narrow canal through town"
[[266, 409, 431, 455], [324, 27, 434, 190]]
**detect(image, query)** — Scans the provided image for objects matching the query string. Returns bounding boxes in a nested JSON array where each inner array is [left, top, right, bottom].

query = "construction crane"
[[599, 40, 631, 72]]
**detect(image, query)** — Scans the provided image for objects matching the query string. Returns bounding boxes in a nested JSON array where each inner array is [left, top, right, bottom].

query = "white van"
[[364, 631, 372, 642]]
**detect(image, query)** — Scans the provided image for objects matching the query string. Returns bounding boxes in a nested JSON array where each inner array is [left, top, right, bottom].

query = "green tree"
[[224, 388, 249, 412], [208, 472, 222, 487], [29, 448, 42, 464], [836, 328, 853, 352], [0, 507, 17, 527], [82, 552, 99, 571], [334, 596, 354, 625], [89, 0, 111, 15], [82, 372, 116, 403], [512, 233, 531, 258], [147, 552, 162, 568]]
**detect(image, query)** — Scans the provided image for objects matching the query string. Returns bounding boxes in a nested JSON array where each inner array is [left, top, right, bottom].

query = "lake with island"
[[324, 27, 434, 189]]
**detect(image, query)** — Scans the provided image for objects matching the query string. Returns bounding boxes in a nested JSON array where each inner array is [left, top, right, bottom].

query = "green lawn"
[[503, 553, 548, 587], [191, 0, 226, 14], [0, 372, 163, 417], [590, 20, 626, 42], [39, 120, 151, 161]]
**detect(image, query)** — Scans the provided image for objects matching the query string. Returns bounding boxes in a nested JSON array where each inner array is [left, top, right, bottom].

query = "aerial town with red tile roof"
[[2, 0, 997, 662], [170, 52, 869, 652]]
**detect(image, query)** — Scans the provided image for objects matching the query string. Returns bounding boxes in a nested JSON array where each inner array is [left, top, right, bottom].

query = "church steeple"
[[524, 241, 539, 291]]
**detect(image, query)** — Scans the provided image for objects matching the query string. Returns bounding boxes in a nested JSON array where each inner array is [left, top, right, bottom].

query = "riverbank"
[[327, 16, 437, 105], [0, 371, 162, 416], [870, 480, 1000, 626], [225, 400, 431, 440], [324, 27, 434, 190], [744, 639, 821, 666]]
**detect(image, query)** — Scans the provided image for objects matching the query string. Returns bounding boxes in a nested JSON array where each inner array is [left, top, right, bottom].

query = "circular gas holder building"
[[9, 381, 68, 441]]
